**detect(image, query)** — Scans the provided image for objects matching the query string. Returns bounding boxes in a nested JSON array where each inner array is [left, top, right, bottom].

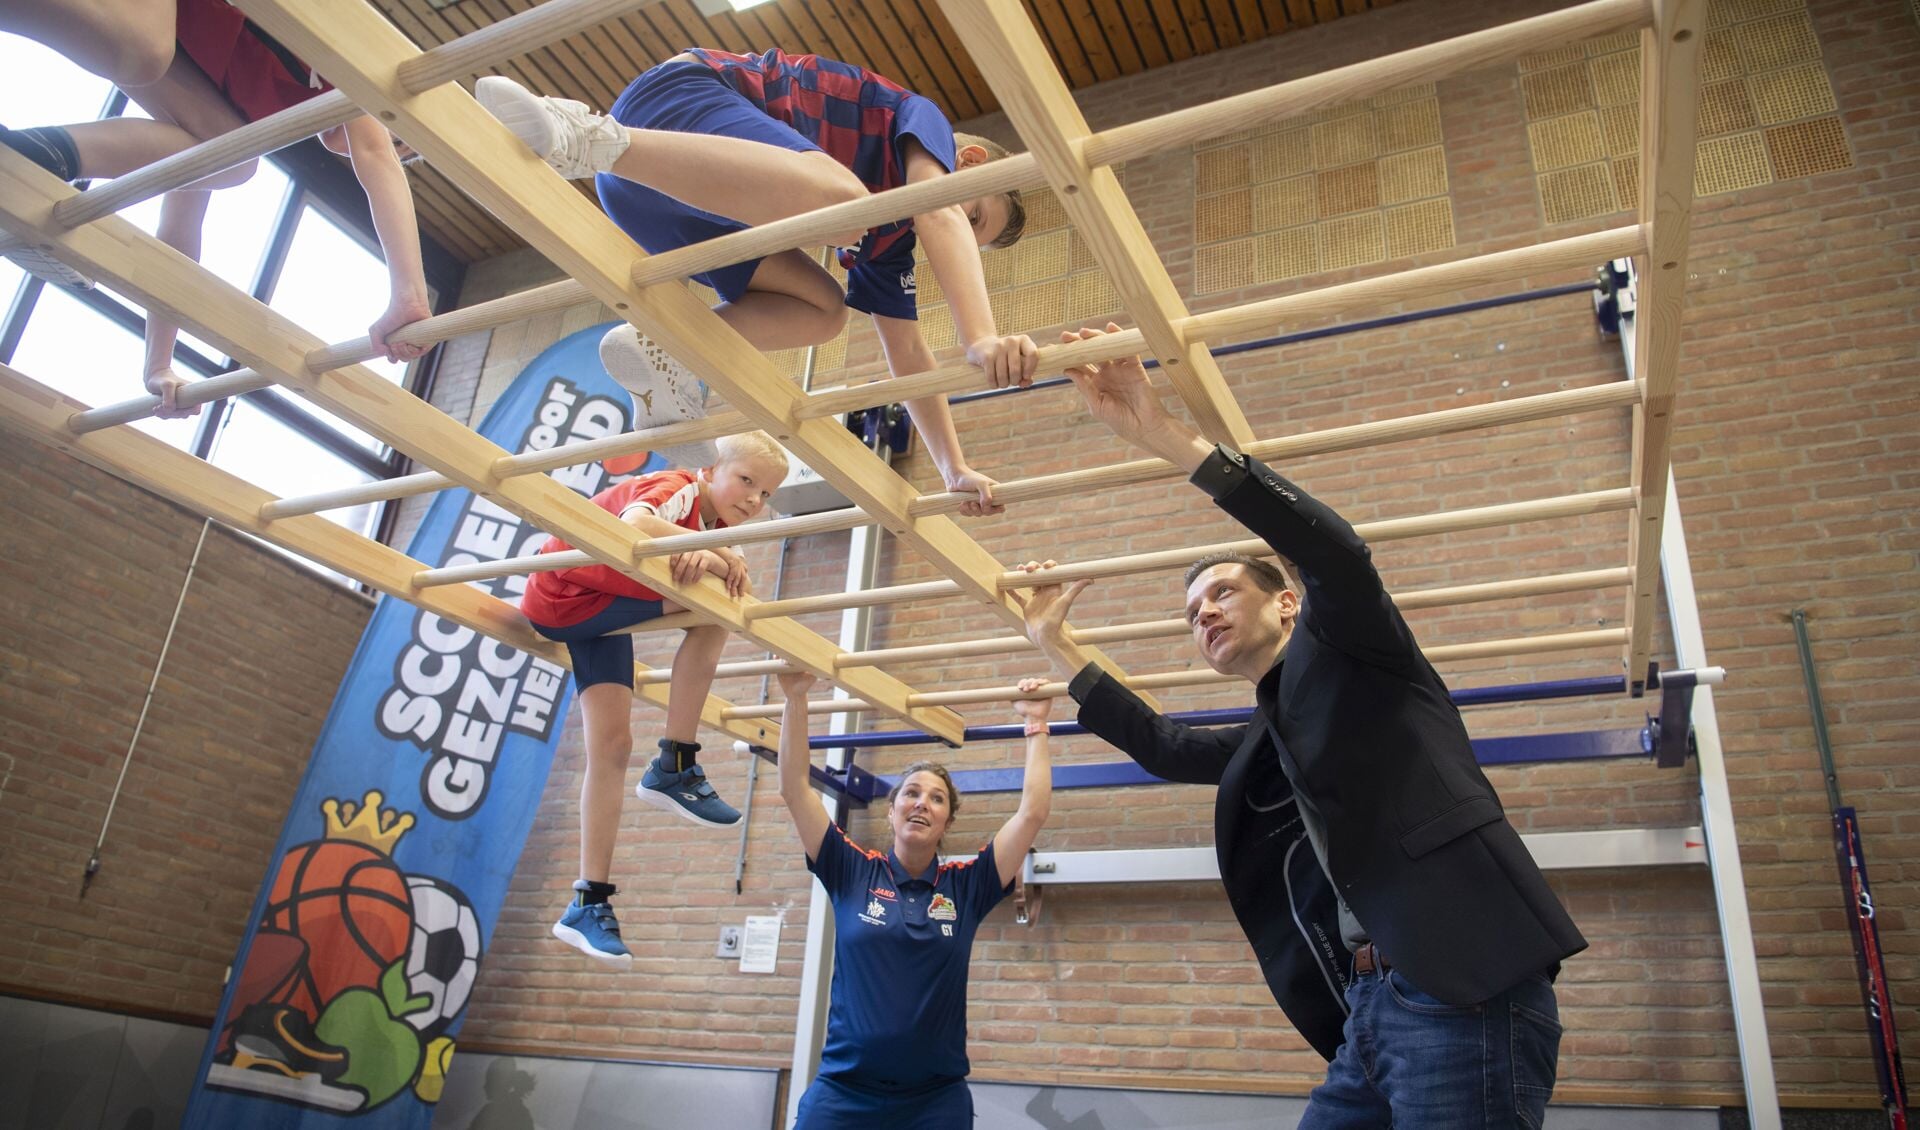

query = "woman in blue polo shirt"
[[776, 667, 1056, 1129]]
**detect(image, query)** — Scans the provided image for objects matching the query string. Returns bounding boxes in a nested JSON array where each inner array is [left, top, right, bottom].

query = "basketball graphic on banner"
[[264, 838, 414, 1009]]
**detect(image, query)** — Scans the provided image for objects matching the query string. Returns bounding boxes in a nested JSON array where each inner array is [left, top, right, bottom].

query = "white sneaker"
[[599, 324, 717, 470], [474, 75, 629, 180], [6, 245, 92, 290]]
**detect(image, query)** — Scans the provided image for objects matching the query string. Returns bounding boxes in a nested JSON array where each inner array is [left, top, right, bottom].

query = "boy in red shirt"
[[522, 430, 788, 966]]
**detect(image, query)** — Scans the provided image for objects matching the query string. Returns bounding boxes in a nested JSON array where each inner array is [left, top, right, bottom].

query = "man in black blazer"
[[1021, 325, 1587, 1127]]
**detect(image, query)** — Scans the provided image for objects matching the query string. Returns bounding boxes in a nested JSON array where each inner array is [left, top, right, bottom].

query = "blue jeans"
[[1297, 967, 1562, 1129]]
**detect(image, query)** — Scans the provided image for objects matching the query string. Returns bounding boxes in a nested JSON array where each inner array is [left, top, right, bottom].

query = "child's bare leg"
[[120, 54, 256, 187], [717, 249, 849, 351], [608, 138, 865, 230], [55, 117, 218, 182], [664, 624, 727, 743], [0, 0, 177, 88], [576, 681, 636, 884]]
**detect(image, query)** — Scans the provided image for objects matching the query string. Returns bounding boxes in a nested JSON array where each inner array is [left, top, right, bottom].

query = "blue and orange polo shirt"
[[806, 823, 1013, 1092]]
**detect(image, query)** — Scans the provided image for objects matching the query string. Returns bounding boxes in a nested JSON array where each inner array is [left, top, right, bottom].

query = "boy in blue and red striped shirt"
[[477, 50, 1033, 515]]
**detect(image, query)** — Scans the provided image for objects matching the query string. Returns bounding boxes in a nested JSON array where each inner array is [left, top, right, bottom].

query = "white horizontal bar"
[[1016, 826, 1708, 885]]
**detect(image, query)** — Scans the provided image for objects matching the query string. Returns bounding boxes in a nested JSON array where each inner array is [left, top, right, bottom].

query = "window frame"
[[0, 78, 468, 585]]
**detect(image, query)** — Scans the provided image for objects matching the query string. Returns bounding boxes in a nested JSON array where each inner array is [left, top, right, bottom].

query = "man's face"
[[963, 194, 1011, 248], [1184, 563, 1298, 678], [700, 455, 783, 526]]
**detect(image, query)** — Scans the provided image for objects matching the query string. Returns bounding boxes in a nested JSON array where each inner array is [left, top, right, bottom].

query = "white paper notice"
[[739, 915, 780, 974]]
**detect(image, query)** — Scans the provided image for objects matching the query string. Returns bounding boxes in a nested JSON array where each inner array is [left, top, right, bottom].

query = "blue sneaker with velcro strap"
[[552, 898, 632, 969], [637, 762, 740, 828]]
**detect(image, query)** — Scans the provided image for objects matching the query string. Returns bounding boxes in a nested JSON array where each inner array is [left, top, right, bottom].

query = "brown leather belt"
[[1353, 941, 1390, 976]]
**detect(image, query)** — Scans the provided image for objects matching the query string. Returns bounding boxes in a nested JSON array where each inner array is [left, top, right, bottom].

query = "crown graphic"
[[321, 790, 416, 856]]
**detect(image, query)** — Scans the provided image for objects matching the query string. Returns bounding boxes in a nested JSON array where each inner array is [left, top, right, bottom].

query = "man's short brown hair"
[[1183, 552, 1298, 594]]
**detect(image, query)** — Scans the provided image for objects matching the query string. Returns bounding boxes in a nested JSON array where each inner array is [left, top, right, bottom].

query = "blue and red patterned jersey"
[[687, 48, 959, 320]]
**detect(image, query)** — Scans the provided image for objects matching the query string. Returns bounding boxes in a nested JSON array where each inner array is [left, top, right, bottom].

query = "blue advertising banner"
[[184, 323, 647, 1128]]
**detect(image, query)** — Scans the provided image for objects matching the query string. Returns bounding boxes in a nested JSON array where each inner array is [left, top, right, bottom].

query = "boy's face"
[[963, 194, 1012, 248], [699, 455, 785, 525]]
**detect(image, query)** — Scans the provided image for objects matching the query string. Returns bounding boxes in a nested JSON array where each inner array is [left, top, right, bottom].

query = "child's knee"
[[687, 623, 728, 647], [111, 32, 174, 89]]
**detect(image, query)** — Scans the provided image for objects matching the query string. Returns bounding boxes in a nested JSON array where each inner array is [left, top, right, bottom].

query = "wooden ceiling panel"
[[377, 0, 1385, 260]]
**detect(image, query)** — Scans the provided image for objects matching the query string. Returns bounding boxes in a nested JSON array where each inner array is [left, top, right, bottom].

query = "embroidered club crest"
[[928, 894, 957, 922]]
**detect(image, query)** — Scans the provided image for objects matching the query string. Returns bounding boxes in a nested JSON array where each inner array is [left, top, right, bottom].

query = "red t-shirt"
[[519, 470, 724, 628]]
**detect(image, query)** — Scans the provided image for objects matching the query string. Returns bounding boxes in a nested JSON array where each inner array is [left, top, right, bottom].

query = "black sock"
[[0, 126, 81, 181], [573, 879, 616, 907], [656, 738, 699, 773]]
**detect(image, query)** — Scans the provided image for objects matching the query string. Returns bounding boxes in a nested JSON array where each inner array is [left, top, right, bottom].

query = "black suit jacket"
[[1070, 449, 1586, 1059]]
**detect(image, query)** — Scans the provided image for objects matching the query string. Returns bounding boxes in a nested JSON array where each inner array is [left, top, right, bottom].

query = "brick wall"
[[3, 0, 1911, 1111], [0, 441, 371, 1018]]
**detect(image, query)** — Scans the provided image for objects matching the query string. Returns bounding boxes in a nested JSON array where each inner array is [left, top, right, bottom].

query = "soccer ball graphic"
[[402, 875, 481, 1037]]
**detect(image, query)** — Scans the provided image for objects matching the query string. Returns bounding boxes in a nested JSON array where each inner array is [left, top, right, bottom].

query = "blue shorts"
[[793, 1075, 972, 1130], [529, 595, 664, 690], [598, 59, 824, 304]]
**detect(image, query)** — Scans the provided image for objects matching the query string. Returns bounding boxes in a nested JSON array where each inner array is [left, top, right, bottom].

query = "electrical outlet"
[[716, 925, 742, 958]]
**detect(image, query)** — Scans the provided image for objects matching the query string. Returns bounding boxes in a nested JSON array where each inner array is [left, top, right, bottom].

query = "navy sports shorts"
[[793, 1075, 972, 1130], [597, 58, 824, 304], [529, 595, 665, 690]]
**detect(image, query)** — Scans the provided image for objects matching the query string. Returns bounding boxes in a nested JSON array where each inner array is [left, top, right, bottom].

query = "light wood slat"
[[1062, 0, 1123, 81], [393, 0, 673, 93], [1144, 0, 1197, 61], [1085, 0, 1649, 169], [1203, 0, 1245, 50], [232, 0, 1156, 733], [1115, 0, 1171, 69], [862, 0, 962, 116], [919, 0, 1000, 116], [910, 381, 1645, 516], [940, 0, 1257, 448], [0, 147, 958, 741], [466, 0, 619, 109], [1176, 0, 1221, 54], [825, 568, 1634, 672], [737, 489, 1638, 620], [0, 361, 776, 749], [894, 0, 980, 117], [1623, 0, 1705, 688], [724, 627, 1632, 717], [1024, 0, 1099, 87]]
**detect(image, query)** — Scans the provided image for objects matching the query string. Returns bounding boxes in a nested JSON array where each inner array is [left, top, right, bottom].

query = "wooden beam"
[[911, 381, 1644, 516], [654, 567, 1634, 681], [1085, 0, 1651, 168], [48, 0, 676, 234], [412, 507, 871, 588], [828, 567, 1632, 670], [1623, 0, 1705, 687], [937, 0, 1254, 447], [0, 360, 775, 748], [723, 626, 1632, 718], [67, 368, 279, 434], [0, 148, 960, 742], [1183, 227, 1645, 344], [733, 490, 1638, 620]]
